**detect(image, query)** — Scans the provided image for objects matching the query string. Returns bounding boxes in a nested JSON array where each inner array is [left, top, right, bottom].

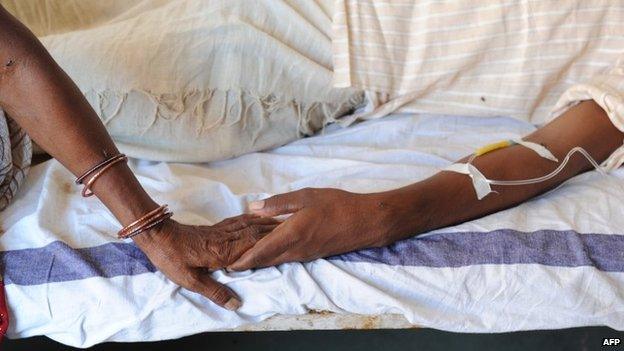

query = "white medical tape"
[[443, 163, 493, 200]]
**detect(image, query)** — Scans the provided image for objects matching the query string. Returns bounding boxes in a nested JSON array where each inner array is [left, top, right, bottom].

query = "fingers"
[[238, 224, 280, 241], [221, 220, 280, 242], [227, 220, 298, 271], [217, 214, 281, 232], [249, 189, 311, 217], [223, 223, 279, 264], [195, 221, 279, 268], [186, 270, 242, 311]]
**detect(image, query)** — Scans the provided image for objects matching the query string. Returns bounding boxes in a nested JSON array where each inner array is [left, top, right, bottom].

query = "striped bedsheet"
[[1, 113, 623, 347], [332, 0, 624, 125]]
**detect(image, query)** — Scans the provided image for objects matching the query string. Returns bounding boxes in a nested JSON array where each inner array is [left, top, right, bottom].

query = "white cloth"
[[332, 0, 624, 177], [332, 0, 624, 123], [3, 0, 363, 162], [2, 113, 623, 347], [551, 56, 624, 170]]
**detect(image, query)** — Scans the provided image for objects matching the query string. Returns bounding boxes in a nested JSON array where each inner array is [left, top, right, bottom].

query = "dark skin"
[[228, 101, 624, 270], [0, 4, 281, 311], [2, 5, 624, 309]]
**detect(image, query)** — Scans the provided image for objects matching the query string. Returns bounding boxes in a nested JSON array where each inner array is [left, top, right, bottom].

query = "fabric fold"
[[0, 110, 32, 212]]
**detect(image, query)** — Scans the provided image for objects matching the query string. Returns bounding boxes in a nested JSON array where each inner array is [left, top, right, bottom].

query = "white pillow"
[[6, 0, 364, 162]]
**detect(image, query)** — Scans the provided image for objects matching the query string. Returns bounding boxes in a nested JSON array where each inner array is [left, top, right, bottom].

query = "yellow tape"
[[474, 140, 514, 156]]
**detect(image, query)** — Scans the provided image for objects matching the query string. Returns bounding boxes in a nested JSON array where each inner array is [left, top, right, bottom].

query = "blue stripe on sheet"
[[1, 230, 622, 286], [332, 230, 624, 271], [0, 241, 156, 285]]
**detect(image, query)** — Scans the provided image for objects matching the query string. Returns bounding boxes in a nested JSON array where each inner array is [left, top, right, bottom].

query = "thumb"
[[188, 271, 242, 311], [249, 189, 308, 217]]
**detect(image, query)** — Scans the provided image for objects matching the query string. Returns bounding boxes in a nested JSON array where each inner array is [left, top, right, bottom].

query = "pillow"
[[6, 0, 364, 162]]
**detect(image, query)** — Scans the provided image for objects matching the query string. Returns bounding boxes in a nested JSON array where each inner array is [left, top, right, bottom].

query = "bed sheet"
[[1, 113, 623, 347]]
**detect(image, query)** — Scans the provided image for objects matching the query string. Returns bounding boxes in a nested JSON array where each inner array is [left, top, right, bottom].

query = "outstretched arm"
[[229, 100, 624, 270], [0, 5, 276, 310]]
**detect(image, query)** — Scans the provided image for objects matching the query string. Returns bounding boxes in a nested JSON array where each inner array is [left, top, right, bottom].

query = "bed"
[[1, 113, 623, 348]]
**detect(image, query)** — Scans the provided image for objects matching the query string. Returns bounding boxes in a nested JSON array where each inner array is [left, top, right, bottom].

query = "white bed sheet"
[[1, 113, 623, 347]]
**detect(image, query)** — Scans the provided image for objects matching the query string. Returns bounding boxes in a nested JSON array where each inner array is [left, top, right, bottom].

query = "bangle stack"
[[117, 204, 173, 239], [76, 153, 128, 197], [76, 153, 173, 240]]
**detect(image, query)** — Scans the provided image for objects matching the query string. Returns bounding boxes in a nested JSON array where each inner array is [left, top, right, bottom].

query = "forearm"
[[380, 101, 624, 242], [0, 6, 158, 231]]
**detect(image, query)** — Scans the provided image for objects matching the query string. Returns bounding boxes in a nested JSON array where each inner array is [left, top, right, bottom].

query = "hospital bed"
[[1, 113, 623, 348]]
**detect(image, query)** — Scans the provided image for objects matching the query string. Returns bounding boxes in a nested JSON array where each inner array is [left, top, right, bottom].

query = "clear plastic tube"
[[478, 146, 606, 186]]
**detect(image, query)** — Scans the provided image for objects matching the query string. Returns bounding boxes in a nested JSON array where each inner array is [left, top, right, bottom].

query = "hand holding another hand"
[[133, 214, 279, 311], [228, 188, 417, 271]]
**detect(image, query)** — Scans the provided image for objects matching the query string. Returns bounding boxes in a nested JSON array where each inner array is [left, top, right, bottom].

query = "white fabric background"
[[3, 0, 363, 162], [2, 113, 623, 347]]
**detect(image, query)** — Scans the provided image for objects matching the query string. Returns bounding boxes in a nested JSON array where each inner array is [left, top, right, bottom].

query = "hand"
[[133, 214, 279, 310], [228, 188, 418, 271]]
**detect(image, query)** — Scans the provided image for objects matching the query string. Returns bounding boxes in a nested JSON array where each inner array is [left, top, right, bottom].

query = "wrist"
[[131, 217, 175, 250], [366, 186, 428, 246]]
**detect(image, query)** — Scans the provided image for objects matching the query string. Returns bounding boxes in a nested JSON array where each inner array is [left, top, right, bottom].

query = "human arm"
[[0, 4, 275, 310], [228, 100, 624, 270]]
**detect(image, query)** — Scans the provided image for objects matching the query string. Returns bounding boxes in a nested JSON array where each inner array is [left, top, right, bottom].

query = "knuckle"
[[209, 285, 231, 304], [235, 217, 249, 227], [265, 195, 280, 207], [184, 275, 202, 291], [246, 225, 262, 237], [240, 213, 256, 220]]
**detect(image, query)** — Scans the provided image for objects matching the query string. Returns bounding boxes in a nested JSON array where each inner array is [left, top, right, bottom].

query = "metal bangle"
[[81, 155, 128, 197], [117, 204, 168, 238], [76, 153, 126, 185], [121, 211, 173, 239]]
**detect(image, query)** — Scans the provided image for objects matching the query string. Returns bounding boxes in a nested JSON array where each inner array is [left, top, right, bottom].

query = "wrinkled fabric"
[[332, 0, 624, 175], [0, 110, 31, 212], [332, 0, 624, 125], [4, 0, 364, 162], [551, 56, 624, 171], [2, 113, 624, 347]]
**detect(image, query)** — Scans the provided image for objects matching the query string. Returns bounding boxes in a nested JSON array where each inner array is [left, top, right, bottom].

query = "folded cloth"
[[2, 114, 624, 348], [332, 0, 624, 125], [0, 110, 31, 212], [3, 0, 364, 163]]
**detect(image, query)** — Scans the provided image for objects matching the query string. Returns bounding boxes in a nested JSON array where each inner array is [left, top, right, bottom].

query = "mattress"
[[1, 113, 623, 347]]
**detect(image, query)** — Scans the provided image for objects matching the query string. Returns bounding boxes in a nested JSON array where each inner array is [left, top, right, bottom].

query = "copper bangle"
[[117, 204, 168, 238], [121, 211, 173, 239], [76, 154, 126, 185], [81, 155, 128, 197], [117, 210, 167, 238]]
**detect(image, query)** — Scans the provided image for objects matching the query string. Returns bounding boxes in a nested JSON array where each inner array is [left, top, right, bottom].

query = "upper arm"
[[525, 100, 624, 173]]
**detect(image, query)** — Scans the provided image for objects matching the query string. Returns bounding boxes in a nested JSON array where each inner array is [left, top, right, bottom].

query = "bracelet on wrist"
[[76, 153, 127, 197], [76, 153, 171, 240], [117, 204, 173, 239]]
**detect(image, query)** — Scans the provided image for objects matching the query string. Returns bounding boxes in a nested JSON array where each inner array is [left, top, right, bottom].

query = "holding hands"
[[133, 214, 279, 310], [135, 187, 422, 310], [228, 187, 418, 271]]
